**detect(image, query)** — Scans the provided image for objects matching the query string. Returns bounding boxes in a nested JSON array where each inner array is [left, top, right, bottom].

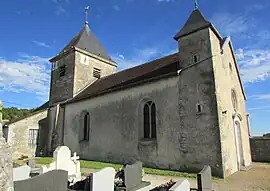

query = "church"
[[5, 5, 252, 178]]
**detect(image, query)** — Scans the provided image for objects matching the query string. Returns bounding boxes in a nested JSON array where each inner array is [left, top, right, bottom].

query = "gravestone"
[[90, 167, 115, 191], [40, 146, 81, 181], [28, 159, 36, 169], [123, 161, 150, 191], [169, 179, 190, 191], [14, 169, 68, 191], [197, 165, 213, 191], [0, 100, 14, 191], [13, 165, 31, 181]]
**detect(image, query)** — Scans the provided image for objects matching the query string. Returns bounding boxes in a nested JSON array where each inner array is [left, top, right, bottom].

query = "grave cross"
[[71, 152, 79, 162]]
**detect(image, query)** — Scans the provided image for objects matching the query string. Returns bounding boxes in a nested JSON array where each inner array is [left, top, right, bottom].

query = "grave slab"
[[13, 165, 31, 181], [90, 167, 115, 191], [39, 146, 81, 181], [197, 165, 213, 191], [169, 179, 190, 191], [14, 169, 68, 191]]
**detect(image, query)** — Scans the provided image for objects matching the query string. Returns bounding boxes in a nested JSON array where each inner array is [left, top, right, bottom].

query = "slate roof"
[[174, 9, 211, 40], [68, 53, 180, 103], [60, 24, 113, 61]]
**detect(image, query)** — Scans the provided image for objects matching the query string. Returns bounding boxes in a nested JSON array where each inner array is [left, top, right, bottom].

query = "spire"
[[85, 6, 90, 26], [194, 0, 198, 9], [173, 8, 211, 40]]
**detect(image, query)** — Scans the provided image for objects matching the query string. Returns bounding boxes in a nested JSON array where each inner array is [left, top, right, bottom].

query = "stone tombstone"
[[90, 167, 115, 191], [14, 169, 68, 191], [169, 179, 190, 191], [39, 146, 81, 181], [0, 137, 14, 191], [28, 159, 36, 169], [197, 165, 213, 191], [13, 165, 31, 181], [124, 161, 143, 190]]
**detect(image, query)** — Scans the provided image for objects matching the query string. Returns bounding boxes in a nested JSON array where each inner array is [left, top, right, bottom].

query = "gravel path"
[[137, 163, 270, 191]]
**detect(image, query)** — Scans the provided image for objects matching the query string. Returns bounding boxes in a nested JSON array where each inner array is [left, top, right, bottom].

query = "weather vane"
[[194, 0, 198, 9], [85, 6, 90, 25]]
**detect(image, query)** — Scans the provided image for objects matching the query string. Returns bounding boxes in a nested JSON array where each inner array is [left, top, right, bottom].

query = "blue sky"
[[0, 0, 269, 135]]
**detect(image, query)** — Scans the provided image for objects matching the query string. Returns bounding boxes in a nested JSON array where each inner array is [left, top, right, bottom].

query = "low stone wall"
[[250, 137, 270, 162], [0, 138, 14, 191]]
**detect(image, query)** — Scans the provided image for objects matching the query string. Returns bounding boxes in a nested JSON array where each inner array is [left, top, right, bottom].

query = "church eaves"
[[173, 8, 211, 40], [60, 24, 113, 62]]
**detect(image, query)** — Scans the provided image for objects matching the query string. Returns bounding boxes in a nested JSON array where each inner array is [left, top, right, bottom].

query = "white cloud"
[[157, 0, 174, 2], [236, 49, 270, 83], [32, 40, 51, 48], [250, 94, 270, 101], [52, 0, 70, 3], [56, 6, 67, 15], [248, 105, 270, 111], [0, 55, 51, 101], [211, 12, 251, 37], [212, 5, 270, 83], [113, 5, 120, 11]]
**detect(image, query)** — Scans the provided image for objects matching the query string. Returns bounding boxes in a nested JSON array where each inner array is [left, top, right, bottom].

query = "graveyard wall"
[[7, 110, 48, 159], [250, 137, 270, 162], [210, 31, 252, 177]]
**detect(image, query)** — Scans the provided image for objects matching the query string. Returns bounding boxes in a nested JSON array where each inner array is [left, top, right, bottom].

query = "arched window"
[[82, 112, 90, 141], [231, 89, 238, 111], [143, 101, 157, 139]]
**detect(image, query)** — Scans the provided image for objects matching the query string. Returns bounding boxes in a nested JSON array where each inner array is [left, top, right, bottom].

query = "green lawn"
[[33, 157, 197, 178]]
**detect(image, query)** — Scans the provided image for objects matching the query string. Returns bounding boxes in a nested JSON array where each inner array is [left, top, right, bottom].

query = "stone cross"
[[71, 152, 79, 162], [85, 6, 90, 25]]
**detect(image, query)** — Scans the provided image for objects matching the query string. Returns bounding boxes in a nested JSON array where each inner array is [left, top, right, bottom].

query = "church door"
[[234, 120, 244, 170]]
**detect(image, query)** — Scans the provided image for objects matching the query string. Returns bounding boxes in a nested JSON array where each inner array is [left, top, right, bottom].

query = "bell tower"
[[46, 6, 117, 155], [48, 6, 117, 106]]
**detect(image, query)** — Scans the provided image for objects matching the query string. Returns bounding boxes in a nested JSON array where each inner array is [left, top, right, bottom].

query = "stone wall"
[[210, 30, 252, 177], [7, 110, 48, 159], [0, 100, 14, 191], [63, 72, 224, 177], [0, 138, 14, 191], [250, 137, 270, 162]]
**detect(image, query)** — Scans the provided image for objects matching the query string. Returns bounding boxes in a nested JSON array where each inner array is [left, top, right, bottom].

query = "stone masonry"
[[0, 100, 14, 191], [250, 136, 270, 162]]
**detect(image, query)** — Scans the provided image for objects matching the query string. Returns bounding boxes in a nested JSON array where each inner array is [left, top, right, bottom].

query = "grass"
[[31, 157, 197, 178]]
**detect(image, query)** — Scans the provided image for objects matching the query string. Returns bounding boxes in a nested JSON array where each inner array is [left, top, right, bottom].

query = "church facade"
[[6, 7, 252, 178]]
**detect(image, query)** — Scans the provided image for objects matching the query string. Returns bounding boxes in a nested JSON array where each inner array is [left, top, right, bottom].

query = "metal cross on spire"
[[194, 0, 198, 9], [85, 6, 90, 25]]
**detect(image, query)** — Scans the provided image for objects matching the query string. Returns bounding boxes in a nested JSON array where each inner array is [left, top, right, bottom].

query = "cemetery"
[[1, 142, 217, 191]]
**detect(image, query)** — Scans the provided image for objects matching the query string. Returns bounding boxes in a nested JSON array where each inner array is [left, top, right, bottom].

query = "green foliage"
[[2, 107, 34, 122]]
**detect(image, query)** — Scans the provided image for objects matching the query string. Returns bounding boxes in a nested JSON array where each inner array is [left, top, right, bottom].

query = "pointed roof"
[[174, 9, 211, 40], [60, 24, 112, 61]]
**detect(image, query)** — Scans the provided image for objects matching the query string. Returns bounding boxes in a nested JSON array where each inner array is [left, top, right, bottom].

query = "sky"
[[0, 0, 269, 136]]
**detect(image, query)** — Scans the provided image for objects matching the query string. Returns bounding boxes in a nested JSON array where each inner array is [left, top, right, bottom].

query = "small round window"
[[231, 89, 238, 111]]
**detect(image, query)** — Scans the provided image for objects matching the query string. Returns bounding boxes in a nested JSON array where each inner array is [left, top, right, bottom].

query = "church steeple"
[[173, 7, 211, 40]]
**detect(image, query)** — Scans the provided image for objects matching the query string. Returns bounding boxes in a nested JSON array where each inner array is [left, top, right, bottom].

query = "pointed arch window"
[[80, 112, 90, 142], [143, 101, 157, 139]]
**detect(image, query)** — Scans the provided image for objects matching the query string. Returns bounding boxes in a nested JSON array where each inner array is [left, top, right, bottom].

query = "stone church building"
[[5, 7, 252, 178]]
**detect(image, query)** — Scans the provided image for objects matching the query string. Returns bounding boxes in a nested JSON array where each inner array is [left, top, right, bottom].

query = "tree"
[[2, 107, 35, 122]]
